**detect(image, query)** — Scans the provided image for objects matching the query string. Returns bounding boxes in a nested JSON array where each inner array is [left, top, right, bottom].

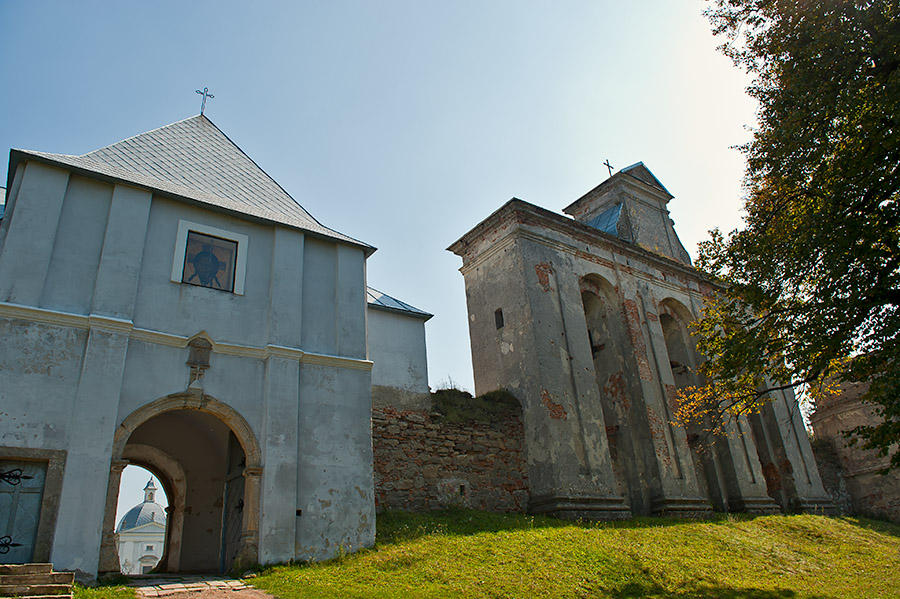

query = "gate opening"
[[115, 466, 169, 575]]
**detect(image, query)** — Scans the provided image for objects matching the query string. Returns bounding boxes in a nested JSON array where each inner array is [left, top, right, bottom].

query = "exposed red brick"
[[603, 371, 630, 411], [372, 405, 528, 513], [540, 388, 567, 420], [535, 262, 554, 292], [623, 299, 653, 381]]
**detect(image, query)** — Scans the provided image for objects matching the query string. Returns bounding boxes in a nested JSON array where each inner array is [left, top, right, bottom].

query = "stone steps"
[[0, 573, 75, 585], [0, 564, 53, 575], [0, 564, 74, 598]]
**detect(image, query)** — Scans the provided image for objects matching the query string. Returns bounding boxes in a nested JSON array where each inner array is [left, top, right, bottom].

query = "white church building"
[[0, 114, 430, 577], [116, 480, 166, 575]]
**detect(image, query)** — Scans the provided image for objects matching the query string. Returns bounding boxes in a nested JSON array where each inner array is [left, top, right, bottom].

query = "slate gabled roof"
[[8, 115, 374, 254], [367, 286, 432, 320]]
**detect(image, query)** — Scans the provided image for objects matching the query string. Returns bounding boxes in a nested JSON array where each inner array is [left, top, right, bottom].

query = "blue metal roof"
[[116, 501, 166, 532], [585, 202, 622, 235], [367, 286, 432, 320]]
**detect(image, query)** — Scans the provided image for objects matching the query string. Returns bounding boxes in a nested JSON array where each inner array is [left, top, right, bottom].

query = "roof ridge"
[[81, 114, 202, 158], [197, 115, 327, 228]]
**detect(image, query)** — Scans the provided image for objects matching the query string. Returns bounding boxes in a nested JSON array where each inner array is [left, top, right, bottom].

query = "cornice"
[[451, 199, 709, 285], [302, 351, 374, 371], [0, 302, 372, 371], [89, 313, 134, 334], [458, 217, 707, 299]]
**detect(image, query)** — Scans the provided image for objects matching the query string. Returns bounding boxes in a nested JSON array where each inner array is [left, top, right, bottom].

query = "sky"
[[1, 1, 756, 515], [116, 466, 168, 526]]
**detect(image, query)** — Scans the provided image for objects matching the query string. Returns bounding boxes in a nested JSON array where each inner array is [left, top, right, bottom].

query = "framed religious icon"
[[181, 231, 238, 292]]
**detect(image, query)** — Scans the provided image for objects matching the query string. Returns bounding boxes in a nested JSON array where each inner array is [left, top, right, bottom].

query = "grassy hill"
[[250, 509, 900, 599]]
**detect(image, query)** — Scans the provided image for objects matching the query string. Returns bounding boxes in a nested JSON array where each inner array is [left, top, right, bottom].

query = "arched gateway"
[[98, 393, 262, 574]]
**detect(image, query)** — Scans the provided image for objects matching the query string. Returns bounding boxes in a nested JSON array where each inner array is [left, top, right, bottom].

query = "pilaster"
[[769, 389, 835, 513], [90, 185, 152, 319], [633, 289, 710, 516], [0, 162, 69, 304], [50, 326, 130, 575], [260, 227, 302, 563], [720, 417, 781, 514], [517, 241, 630, 519]]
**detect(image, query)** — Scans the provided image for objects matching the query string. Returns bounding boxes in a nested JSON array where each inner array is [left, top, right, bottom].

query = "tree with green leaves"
[[677, 0, 900, 467]]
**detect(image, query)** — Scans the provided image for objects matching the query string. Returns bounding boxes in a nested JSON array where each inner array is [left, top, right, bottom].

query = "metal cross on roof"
[[604, 159, 614, 177], [195, 87, 215, 115]]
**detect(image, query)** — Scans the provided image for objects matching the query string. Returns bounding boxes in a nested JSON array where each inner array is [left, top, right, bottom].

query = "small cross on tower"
[[604, 159, 614, 177], [195, 86, 215, 115]]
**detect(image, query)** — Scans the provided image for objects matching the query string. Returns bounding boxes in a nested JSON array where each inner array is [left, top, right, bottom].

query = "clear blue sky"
[[3, 2, 755, 512]]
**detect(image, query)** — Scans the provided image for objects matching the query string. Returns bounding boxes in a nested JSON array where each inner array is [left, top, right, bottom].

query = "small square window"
[[171, 220, 247, 295], [181, 231, 237, 292], [145, 544, 154, 551]]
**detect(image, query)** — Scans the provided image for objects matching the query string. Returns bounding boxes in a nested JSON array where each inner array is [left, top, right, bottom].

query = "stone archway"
[[98, 392, 262, 575]]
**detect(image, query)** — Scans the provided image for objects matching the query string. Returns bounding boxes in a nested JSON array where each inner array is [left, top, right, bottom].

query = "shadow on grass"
[[376, 508, 900, 546], [375, 508, 758, 545], [842, 515, 900, 538], [609, 580, 821, 598]]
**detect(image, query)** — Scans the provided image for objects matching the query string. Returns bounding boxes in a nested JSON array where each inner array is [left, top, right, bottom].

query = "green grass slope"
[[251, 510, 900, 599]]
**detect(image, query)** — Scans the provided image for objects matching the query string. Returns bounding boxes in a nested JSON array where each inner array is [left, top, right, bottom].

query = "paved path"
[[127, 575, 273, 598]]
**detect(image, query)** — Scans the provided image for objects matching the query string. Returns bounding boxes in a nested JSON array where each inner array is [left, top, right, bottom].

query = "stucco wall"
[[367, 307, 429, 393], [117, 525, 164, 575], [0, 160, 375, 575]]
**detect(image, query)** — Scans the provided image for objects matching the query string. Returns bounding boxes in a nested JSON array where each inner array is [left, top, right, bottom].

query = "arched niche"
[[658, 297, 734, 511], [579, 274, 657, 514], [99, 392, 262, 575], [658, 298, 700, 388]]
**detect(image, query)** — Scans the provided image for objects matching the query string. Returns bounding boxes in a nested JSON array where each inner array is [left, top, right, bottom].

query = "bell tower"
[[143, 479, 156, 503], [563, 162, 692, 265]]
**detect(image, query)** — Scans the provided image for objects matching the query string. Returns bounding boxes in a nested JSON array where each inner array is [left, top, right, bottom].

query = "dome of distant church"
[[116, 479, 167, 532]]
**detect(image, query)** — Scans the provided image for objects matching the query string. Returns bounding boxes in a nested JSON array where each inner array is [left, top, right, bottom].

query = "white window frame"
[[171, 220, 248, 295]]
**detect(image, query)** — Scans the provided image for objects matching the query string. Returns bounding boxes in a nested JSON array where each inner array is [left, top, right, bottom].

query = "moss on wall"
[[430, 388, 520, 424]]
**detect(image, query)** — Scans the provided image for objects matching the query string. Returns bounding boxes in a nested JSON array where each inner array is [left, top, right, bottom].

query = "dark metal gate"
[[0, 461, 46, 564]]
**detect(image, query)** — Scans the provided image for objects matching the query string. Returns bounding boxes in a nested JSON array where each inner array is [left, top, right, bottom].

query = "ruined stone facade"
[[810, 382, 900, 522], [449, 163, 833, 519]]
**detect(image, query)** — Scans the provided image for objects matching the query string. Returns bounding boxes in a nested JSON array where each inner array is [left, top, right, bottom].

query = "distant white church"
[[0, 114, 429, 576], [116, 480, 166, 575]]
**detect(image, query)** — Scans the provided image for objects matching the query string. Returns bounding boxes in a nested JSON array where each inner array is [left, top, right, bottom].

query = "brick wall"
[[372, 393, 528, 513]]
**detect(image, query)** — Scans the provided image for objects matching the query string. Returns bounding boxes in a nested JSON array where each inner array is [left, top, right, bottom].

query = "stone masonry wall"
[[372, 392, 528, 513], [810, 439, 854, 516], [810, 382, 900, 522]]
